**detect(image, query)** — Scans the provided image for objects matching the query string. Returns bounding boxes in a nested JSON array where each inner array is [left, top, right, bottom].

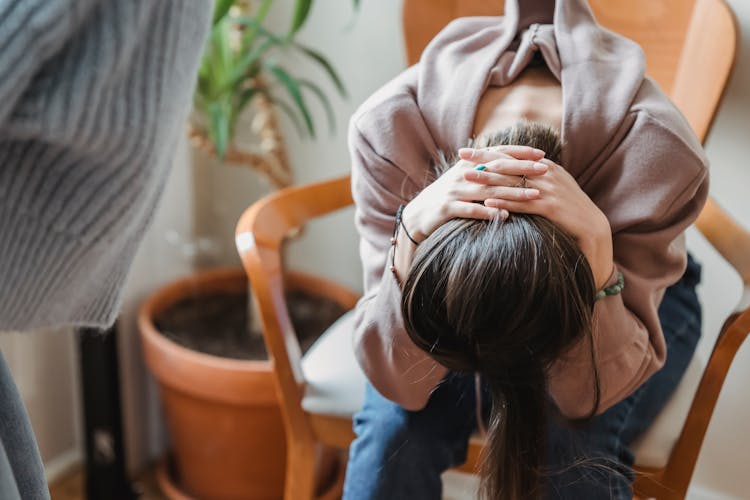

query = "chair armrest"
[[236, 175, 352, 255], [696, 197, 750, 284], [662, 293, 750, 485], [235, 175, 354, 391]]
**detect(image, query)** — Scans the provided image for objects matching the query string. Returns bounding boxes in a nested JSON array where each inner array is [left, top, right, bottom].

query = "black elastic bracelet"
[[396, 204, 419, 246], [389, 208, 400, 284]]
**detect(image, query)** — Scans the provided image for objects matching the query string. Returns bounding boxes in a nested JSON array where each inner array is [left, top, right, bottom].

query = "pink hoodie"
[[349, 0, 708, 417]]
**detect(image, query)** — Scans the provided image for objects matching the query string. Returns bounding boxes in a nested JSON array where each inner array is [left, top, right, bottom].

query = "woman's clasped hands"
[[402, 145, 614, 288]]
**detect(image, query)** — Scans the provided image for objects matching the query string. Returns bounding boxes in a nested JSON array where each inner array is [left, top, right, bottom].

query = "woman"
[[403, 122, 603, 499], [343, 0, 707, 498]]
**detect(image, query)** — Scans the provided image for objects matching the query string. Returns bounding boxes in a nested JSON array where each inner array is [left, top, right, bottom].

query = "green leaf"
[[288, 0, 313, 36], [236, 16, 285, 44], [202, 19, 233, 99], [238, 16, 348, 97], [230, 87, 258, 126], [226, 37, 277, 92], [294, 43, 347, 97], [254, 0, 274, 25], [237, 87, 259, 113], [212, 0, 235, 25], [264, 61, 315, 137], [194, 92, 209, 115], [299, 79, 336, 134], [196, 72, 211, 103], [209, 101, 231, 160], [262, 92, 306, 137], [343, 0, 362, 31], [215, 20, 232, 80], [236, 16, 290, 45], [237, 20, 348, 99], [240, 0, 274, 51]]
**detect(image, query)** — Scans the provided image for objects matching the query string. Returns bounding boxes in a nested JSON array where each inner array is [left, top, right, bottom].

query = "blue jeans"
[[343, 255, 702, 499]]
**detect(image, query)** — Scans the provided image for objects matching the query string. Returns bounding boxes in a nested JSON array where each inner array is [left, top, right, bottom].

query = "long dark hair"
[[401, 122, 600, 499]]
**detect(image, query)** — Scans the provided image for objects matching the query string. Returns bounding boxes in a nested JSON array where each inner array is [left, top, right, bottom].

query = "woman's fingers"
[[463, 160, 547, 184], [484, 197, 546, 215], [448, 201, 509, 220], [458, 145, 545, 163], [487, 158, 548, 175], [465, 184, 540, 201], [463, 169, 520, 185]]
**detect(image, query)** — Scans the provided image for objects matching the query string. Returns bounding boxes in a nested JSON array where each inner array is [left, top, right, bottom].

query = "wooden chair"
[[236, 1, 744, 498]]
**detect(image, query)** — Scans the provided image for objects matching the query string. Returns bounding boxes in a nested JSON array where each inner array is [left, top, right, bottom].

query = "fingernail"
[[533, 162, 547, 172], [533, 148, 545, 156], [499, 209, 509, 219], [526, 188, 540, 197], [475, 164, 487, 171], [459, 148, 474, 157]]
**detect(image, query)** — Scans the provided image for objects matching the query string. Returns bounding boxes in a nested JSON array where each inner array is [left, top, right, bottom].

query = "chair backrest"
[[236, 177, 354, 392]]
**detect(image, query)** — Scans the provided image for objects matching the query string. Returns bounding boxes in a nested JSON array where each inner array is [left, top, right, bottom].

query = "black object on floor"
[[79, 325, 138, 500]]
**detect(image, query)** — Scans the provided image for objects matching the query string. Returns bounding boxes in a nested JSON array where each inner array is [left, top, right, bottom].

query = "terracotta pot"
[[139, 267, 284, 500]]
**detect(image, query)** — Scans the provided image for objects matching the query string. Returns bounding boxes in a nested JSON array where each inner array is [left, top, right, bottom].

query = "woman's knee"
[[546, 418, 634, 499], [659, 257, 702, 347], [350, 383, 472, 468]]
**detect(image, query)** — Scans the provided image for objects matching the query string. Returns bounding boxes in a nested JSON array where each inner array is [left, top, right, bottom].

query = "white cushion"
[[301, 310, 366, 416], [301, 309, 707, 470], [631, 351, 706, 468]]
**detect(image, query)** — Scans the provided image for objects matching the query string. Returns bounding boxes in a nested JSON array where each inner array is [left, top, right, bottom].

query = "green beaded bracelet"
[[595, 271, 625, 301]]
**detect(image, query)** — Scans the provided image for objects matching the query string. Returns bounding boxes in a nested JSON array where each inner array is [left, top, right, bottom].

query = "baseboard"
[[45, 447, 83, 484], [440, 475, 737, 500], [687, 484, 740, 500]]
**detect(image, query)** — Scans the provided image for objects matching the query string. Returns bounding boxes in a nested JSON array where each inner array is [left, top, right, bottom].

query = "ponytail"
[[479, 363, 548, 500]]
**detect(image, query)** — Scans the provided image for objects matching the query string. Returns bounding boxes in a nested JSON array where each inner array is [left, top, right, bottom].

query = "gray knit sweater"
[[0, 0, 212, 332]]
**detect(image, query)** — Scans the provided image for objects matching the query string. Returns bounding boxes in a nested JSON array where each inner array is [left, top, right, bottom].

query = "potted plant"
[[138, 1, 357, 498]]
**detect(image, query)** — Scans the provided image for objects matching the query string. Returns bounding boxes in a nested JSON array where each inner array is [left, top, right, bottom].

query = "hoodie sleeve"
[[349, 107, 451, 411], [0, 0, 102, 123], [548, 105, 709, 419]]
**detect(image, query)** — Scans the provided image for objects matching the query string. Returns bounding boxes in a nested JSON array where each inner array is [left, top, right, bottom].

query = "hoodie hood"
[[416, 0, 645, 174]]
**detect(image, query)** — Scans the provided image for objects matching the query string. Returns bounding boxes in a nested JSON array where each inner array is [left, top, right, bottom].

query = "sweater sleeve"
[[0, 0, 102, 123], [548, 111, 709, 419], [349, 118, 450, 411]]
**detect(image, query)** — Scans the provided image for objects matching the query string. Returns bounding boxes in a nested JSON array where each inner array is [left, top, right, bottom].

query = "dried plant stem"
[[189, 92, 294, 190], [252, 91, 294, 187]]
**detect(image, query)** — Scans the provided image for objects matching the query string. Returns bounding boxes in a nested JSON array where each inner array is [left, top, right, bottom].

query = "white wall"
[[0, 328, 82, 482], [267, 0, 406, 292]]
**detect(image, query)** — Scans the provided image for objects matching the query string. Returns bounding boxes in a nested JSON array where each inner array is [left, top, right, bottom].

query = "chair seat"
[[302, 310, 366, 417], [301, 309, 706, 469], [630, 350, 705, 468]]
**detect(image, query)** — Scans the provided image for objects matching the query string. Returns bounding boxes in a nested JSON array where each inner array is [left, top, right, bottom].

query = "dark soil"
[[154, 287, 347, 360]]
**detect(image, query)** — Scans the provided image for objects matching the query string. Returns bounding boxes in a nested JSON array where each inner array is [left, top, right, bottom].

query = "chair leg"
[[315, 448, 348, 500], [634, 467, 687, 500], [284, 443, 317, 500]]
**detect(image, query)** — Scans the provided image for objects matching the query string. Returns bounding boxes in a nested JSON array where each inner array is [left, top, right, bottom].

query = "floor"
[[442, 471, 481, 499], [49, 467, 479, 500], [49, 467, 166, 500]]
